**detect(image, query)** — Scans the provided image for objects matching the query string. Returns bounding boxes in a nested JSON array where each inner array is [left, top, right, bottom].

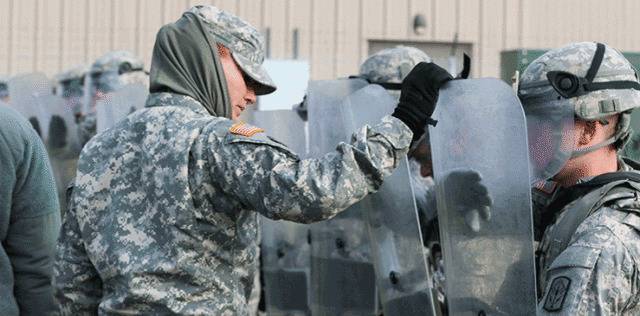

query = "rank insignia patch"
[[229, 122, 264, 137], [543, 276, 571, 312]]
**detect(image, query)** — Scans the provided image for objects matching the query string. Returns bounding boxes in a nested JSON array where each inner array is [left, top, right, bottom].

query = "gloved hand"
[[442, 169, 492, 232], [392, 62, 452, 142]]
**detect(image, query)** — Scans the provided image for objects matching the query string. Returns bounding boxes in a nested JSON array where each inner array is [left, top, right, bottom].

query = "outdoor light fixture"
[[413, 14, 427, 35]]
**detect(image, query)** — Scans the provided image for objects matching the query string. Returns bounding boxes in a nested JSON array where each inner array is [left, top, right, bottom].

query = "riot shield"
[[341, 85, 437, 316], [307, 78, 379, 315], [8, 73, 54, 140], [250, 109, 311, 316], [95, 83, 148, 133], [429, 78, 537, 315], [42, 94, 81, 214]]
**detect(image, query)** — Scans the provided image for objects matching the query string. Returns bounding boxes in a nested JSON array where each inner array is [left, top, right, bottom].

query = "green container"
[[501, 49, 640, 161]]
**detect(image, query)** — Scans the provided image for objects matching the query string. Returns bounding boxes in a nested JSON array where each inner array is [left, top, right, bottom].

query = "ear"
[[576, 120, 597, 146]]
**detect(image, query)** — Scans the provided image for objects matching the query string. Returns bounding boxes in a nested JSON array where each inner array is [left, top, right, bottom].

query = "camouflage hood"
[[149, 11, 231, 118]]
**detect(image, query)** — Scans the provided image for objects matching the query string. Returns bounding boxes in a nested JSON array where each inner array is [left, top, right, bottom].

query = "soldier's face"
[[219, 51, 257, 120]]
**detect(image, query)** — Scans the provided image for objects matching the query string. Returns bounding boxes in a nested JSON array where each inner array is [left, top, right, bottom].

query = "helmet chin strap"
[[570, 135, 618, 158], [571, 111, 631, 158]]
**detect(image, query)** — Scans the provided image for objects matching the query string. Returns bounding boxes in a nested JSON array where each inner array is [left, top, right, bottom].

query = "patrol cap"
[[188, 5, 277, 95]]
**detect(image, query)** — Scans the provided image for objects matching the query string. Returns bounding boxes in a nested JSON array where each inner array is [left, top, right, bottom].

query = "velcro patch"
[[543, 276, 571, 312], [229, 122, 264, 137]]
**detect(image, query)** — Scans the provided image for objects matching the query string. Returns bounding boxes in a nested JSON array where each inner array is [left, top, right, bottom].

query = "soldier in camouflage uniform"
[[518, 42, 640, 314], [78, 51, 148, 146], [54, 5, 450, 315]]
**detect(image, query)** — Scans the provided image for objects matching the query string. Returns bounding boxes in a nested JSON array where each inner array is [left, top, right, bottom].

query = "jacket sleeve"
[[208, 116, 412, 223], [4, 112, 61, 315], [537, 218, 640, 315], [54, 194, 103, 315]]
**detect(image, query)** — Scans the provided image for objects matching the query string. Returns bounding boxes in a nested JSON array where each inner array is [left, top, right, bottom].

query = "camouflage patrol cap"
[[359, 46, 432, 84], [520, 42, 640, 121], [187, 5, 276, 95]]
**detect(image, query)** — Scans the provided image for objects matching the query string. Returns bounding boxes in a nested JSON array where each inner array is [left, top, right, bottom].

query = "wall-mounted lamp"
[[413, 14, 427, 35]]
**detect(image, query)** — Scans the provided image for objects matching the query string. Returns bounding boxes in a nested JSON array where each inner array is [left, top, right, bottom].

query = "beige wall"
[[2, 0, 640, 80]]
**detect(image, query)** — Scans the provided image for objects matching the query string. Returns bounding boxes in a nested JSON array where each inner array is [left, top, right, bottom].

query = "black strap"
[[544, 180, 635, 267], [373, 82, 402, 90], [585, 80, 640, 92], [457, 54, 471, 79], [585, 43, 605, 83], [574, 170, 640, 188]]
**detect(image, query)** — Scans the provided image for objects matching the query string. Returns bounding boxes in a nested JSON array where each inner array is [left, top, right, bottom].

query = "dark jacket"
[[0, 105, 61, 315]]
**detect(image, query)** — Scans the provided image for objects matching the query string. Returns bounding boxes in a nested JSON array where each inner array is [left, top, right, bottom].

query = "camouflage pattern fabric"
[[188, 5, 276, 95], [54, 92, 412, 315], [359, 46, 432, 85], [537, 160, 640, 315]]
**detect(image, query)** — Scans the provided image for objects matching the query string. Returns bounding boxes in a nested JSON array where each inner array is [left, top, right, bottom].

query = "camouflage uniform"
[[78, 51, 148, 146], [518, 42, 640, 314], [54, 90, 411, 315]]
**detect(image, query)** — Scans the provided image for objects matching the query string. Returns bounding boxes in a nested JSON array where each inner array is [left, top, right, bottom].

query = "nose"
[[245, 89, 257, 105]]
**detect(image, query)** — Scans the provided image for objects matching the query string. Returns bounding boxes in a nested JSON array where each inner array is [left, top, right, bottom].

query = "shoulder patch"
[[229, 122, 264, 137], [543, 276, 571, 312]]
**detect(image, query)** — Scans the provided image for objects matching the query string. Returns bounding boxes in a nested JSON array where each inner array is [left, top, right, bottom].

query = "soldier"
[[517, 42, 640, 314], [54, 5, 450, 315], [55, 65, 88, 122], [78, 50, 148, 146], [0, 105, 61, 316]]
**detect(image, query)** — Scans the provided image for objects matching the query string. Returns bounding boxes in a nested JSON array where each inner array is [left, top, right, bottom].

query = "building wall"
[[1, 0, 639, 80]]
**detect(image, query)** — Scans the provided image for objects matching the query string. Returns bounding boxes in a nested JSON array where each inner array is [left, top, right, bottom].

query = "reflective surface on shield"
[[521, 97, 575, 184], [8, 73, 55, 141], [342, 85, 437, 316], [95, 83, 148, 133], [307, 78, 378, 315], [430, 78, 537, 315], [250, 109, 311, 316], [41, 94, 81, 214]]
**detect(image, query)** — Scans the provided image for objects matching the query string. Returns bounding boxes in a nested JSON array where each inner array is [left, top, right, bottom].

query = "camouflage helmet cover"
[[359, 46, 432, 84], [519, 42, 640, 150], [519, 42, 640, 121], [88, 50, 148, 90]]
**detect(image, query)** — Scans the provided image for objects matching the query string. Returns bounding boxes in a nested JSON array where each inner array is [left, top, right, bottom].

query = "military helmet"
[[55, 65, 87, 98], [359, 46, 432, 87], [519, 42, 640, 151], [87, 50, 148, 93]]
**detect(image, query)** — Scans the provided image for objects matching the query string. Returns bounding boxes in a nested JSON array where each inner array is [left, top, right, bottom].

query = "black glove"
[[392, 62, 452, 141], [442, 169, 493, 232]]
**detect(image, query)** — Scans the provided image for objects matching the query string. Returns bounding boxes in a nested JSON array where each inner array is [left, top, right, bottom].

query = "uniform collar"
[[145, 92, 211, 116]]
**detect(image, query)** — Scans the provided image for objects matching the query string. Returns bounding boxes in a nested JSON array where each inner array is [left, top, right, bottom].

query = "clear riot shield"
[[307, 78, 379, 315], [429, 78, 537, 315], [8, 73, 54, 140], [250, 110, 311, 316], [95, 83, 148, 133], [42, 94, 81, 214], [341, 85, 437, 316]]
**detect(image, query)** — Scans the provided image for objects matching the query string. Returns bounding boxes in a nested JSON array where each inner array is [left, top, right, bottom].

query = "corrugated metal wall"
[[1, 0, 639, 80]]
